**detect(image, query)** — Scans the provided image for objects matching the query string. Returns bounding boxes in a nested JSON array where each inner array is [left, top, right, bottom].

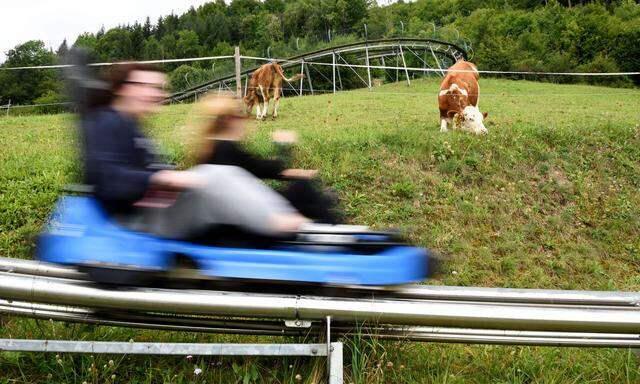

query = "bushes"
[[30, 90, 70, 115], [168, 65, 214, 92]]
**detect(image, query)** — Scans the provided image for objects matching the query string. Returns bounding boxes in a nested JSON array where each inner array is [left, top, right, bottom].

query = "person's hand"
[[280, 168, 318, 179], [150, 170, 203, 190], [272, 130, 298, 144], [133, 190, 181, 209]]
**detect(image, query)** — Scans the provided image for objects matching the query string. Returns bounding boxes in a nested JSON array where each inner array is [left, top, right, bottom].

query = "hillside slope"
[[1, 78, 639, 382]]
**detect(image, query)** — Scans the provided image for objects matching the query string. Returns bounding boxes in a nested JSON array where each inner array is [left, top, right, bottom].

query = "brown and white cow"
[[438, 60, 488, 135], [243, 61, 304, 120]]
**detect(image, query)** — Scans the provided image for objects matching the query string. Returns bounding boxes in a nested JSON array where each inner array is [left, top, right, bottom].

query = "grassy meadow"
[[1, 77, 640, 383]]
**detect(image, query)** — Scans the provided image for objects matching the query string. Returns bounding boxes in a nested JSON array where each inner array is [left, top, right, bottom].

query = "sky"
[[0, 0, 211, 62]]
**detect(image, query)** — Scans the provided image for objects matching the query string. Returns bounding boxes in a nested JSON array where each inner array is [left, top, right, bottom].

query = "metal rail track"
[[1, 272, 640, 332], [1, 258, 640, 347], [2, 299, 640, 348], [2, 257, 639, 306]]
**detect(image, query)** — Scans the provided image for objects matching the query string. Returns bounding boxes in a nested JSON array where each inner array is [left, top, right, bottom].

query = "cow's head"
[[460, 106, 488, 135]]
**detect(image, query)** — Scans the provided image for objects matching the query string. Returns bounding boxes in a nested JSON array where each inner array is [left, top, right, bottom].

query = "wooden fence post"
[[234, 46, 242, 98]]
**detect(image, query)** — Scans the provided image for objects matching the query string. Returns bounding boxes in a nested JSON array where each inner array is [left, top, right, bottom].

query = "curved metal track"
[[2, 258, 640, 347], [2, 257, 639, 306], [165, 38, 468, 104], [3, 300, 640, 348]]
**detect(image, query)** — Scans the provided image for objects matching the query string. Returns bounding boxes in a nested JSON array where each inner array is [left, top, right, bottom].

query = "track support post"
[[299, 59, 305, 96], [364, 43, 372, 90], [329, 341, 343, 384], [306, 62, 314, 95], [398, 42, 411, 86], [325, 316, 342, 384], [332, 52, 336, 94]]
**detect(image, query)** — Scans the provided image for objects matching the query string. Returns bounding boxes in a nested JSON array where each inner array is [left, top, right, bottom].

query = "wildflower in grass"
[[186, 355, 193, 361], [194, 367, 202, 376], [111, 374, 116, 380], [295, 373, 302, 382], [108, 359, 114, 367], [386, 361, 393, 369]]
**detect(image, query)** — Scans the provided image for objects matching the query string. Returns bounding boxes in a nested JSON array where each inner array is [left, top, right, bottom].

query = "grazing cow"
[[243, 61, 304, 120], [438, 60, 488, 135]]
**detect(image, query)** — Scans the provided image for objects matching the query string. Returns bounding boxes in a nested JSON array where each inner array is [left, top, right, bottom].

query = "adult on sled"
[[82, 63, 310, 239], [189, 94, 342, 224]]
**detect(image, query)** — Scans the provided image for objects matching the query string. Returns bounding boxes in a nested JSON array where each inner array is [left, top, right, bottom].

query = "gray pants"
[[120, 165, 297, 239]]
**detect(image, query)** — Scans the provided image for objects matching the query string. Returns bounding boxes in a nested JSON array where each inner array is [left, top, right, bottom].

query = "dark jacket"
[[206, 139, 285, 179], [82, 107, 166, 213]]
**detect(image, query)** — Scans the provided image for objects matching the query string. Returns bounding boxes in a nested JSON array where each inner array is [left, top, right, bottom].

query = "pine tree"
[[56, 39, 69, 59], [143, 17, 153, 39]]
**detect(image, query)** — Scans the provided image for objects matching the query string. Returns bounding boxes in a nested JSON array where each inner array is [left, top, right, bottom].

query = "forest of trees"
[[0, 0, 638, 109]]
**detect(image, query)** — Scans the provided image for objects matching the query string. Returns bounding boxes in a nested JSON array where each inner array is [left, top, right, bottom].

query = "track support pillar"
[[398, 42, 411, 86], [332, 52, 336, 93], [299, 59, 305, 96]]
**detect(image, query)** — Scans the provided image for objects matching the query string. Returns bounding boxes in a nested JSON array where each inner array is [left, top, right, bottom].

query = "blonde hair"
[[186, 93, 247, 165]]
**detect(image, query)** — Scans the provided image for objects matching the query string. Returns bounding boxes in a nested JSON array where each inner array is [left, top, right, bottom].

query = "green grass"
[[1, 77, 640, 382]]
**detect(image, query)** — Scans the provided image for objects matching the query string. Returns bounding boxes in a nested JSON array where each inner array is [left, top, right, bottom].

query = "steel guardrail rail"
[[2, 257, 640, 306], [2, 299, 640, 348], [2, 272, 640, 333]]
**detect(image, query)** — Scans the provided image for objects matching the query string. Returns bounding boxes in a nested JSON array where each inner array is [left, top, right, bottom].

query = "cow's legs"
[[255, 103, 262, 120], [262, 98, 269, 119], [440, 118, 449, 132], [258, 85, 269, 120], [272, 86, 281, 118]]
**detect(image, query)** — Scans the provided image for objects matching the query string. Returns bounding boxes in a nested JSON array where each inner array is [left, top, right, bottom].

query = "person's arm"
[[220, 141, 287, 179], [270, 131, 317, 179], [210, 141, 316, 180], [280, 168, 318, 179]]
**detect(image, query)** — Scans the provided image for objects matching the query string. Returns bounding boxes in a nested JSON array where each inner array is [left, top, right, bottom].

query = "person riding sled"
[[188, 94, 343, 225]]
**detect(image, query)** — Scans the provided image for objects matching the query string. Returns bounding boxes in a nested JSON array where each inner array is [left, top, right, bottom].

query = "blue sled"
[[38, 196, 432, 286]]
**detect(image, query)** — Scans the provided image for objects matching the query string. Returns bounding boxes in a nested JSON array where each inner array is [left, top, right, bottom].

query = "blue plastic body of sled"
[[38, 196, 430, 285]]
